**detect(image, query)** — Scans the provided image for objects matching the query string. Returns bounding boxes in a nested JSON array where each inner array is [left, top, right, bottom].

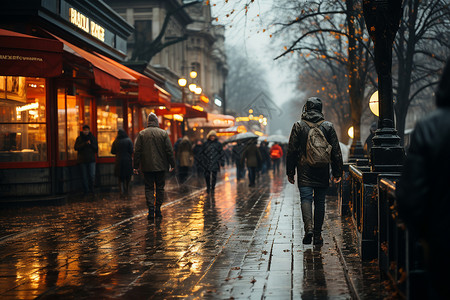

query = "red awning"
[[0, 29, 63, 77], [155, 103, 207, 119], [49, 33, 135, 93], [95, 52, 171, 108]]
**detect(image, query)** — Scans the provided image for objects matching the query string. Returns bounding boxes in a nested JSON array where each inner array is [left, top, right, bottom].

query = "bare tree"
[[131, 0, 202, 62], [393, 0, 450, 143], [225, 46, 271, 115]]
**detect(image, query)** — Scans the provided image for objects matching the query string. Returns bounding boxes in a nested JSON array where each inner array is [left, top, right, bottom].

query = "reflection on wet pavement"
[[0, 168, 354, 299]]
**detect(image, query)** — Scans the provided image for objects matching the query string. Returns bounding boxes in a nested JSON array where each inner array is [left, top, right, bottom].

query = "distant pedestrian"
[[286, 97, 343, 245], [241, 139, 262, 187], [134, 113, 175, 220], [193, 140, 204, 177], [177, 136, 193, 184], [259, 141, 271, 174], [396, 59, 450, 298], [270, 143, 283, 174], [74, 125, 98, 196], [200, 130, 224, 194], [232, 143, 246, 180], [111, 129, 133, 196]]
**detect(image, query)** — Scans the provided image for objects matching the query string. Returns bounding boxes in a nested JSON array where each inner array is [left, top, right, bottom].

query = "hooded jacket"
[[134, 113, 175, 172], [74, 131, 98, 163], [241, 140, 262, 168], [111, 129, 134, 179], [286, 97, 343, 187]]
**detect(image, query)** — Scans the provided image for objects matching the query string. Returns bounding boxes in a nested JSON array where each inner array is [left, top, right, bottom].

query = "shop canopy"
[[155, 103, 207, 119], [95, 53, 171, 108], [49, 33, 135, 94], [187, 113, 235, 129], [0, 29, 63, 77]]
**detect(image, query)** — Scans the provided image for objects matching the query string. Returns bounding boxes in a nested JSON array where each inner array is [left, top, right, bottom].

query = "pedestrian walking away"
[[111, 129, 134, 196], [232, 143, 246, 180], [396, 58, 450, 298], [286, 97, 343, 245], [193, 140, 204, 177], [241, 139, 262, 187], [270, 142, 283, 174], [74, 124, 98, 197], [133, 112, 175, 220], [200, 130, 225, 194], [259, 141, 271, 174], [177, 136, 193, 184]]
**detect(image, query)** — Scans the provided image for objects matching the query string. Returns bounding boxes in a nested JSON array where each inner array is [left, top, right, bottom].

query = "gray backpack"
[[304, 120, 332, 167]]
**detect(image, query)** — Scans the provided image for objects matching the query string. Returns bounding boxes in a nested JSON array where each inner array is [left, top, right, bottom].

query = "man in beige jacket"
[[134, 113, 175, 220]]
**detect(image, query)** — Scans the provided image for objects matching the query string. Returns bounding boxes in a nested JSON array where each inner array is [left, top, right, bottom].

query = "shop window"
[[67, 95, 79, 160], [0, 76, 47, 162], [97, 97, 123, 157], [57, 89, 67, 161]]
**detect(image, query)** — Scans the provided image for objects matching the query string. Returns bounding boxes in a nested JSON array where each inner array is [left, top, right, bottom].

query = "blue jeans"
[[80, 162, 96, 193], [299, 186, 327, 234]]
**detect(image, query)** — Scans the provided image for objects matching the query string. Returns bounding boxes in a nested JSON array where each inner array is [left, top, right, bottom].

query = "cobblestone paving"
[[0, 168, 382, 299]]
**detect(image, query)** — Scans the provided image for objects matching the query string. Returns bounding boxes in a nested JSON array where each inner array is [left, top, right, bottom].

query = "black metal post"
[[363, 0, 405, 171]]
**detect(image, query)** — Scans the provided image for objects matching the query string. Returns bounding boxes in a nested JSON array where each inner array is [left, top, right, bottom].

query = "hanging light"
[[188, 83, 197, 92], [190, 70, 197, 78], [195, 86, 202, 95], [369, 91, 379, 117], [178, 78, 187, 87]]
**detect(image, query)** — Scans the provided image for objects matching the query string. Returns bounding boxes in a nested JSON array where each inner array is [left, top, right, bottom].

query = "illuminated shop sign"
[[69, 8, 105, 42]]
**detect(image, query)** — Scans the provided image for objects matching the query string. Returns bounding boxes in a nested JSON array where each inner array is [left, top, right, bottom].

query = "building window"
[[0, 76, 47, 162], [97, 97, 123, 157]]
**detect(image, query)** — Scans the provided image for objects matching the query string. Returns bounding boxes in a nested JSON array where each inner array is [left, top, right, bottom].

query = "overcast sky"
[[210, 0, 298, 106]]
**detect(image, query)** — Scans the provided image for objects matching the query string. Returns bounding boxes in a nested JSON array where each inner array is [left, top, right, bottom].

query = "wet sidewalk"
[[0, 169, 385, 299]]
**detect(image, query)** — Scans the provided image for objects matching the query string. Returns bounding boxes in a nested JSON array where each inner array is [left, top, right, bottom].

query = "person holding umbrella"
[[200, 130, 224, 194]]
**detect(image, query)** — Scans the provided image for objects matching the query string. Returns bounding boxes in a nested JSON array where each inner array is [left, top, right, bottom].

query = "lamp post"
[[363, 0, 405, 171]]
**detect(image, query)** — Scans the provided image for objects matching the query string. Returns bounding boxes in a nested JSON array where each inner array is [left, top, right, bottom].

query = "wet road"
[[0, 168, 361, 299]]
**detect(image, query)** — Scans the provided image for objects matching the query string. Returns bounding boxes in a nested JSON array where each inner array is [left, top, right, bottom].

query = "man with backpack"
[[270, 143, 283, 174], [286, 97, 343, 245]]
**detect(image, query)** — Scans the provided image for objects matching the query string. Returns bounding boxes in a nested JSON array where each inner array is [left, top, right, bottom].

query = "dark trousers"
[[143, 171, 165, 209], [299, 186, 327, 234], [178, 166, 189, 184], [272, 158, 281, 174], [118, 176, 131, 195], [248, 167, 257, 186], [80, 162, 96, 194], [204, 170, 217, 191]]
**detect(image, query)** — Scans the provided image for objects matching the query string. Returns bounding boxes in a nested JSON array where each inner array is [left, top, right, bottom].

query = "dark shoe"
[[155, 206, 162, 219], [313, 234, 323, 245], [303, 231, 313, 244]]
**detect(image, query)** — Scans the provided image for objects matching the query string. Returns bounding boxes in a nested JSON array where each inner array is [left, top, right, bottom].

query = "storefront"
[[0, 1, 169, 200]]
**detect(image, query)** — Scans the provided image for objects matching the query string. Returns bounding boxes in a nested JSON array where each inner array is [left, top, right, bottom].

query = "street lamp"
[[363, 0, 404, 171], [189, 70, 197, 79], [369, 91, 379, 117], [188, 83, 197, 93], [348, 126, 354, 139], [194, 86, 202, 95], [178, 78, 187, 87]]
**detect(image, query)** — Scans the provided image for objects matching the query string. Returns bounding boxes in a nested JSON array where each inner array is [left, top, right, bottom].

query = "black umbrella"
[[224, 132, 259, 144]]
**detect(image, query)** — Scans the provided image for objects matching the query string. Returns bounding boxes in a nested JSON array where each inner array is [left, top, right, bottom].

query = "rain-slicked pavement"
[[0, 168, 386, 299]]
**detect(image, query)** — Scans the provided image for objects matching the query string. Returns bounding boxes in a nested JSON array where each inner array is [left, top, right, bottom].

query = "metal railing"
[[378, 178, 427, 299]]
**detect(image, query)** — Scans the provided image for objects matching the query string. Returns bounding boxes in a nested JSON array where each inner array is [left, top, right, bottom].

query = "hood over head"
[[117, 129, 128, 139], [301, 97, 324, 123], [436, 58, 450, 108], [207, 130, 217, 139], [147, 112, 159, 127]]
